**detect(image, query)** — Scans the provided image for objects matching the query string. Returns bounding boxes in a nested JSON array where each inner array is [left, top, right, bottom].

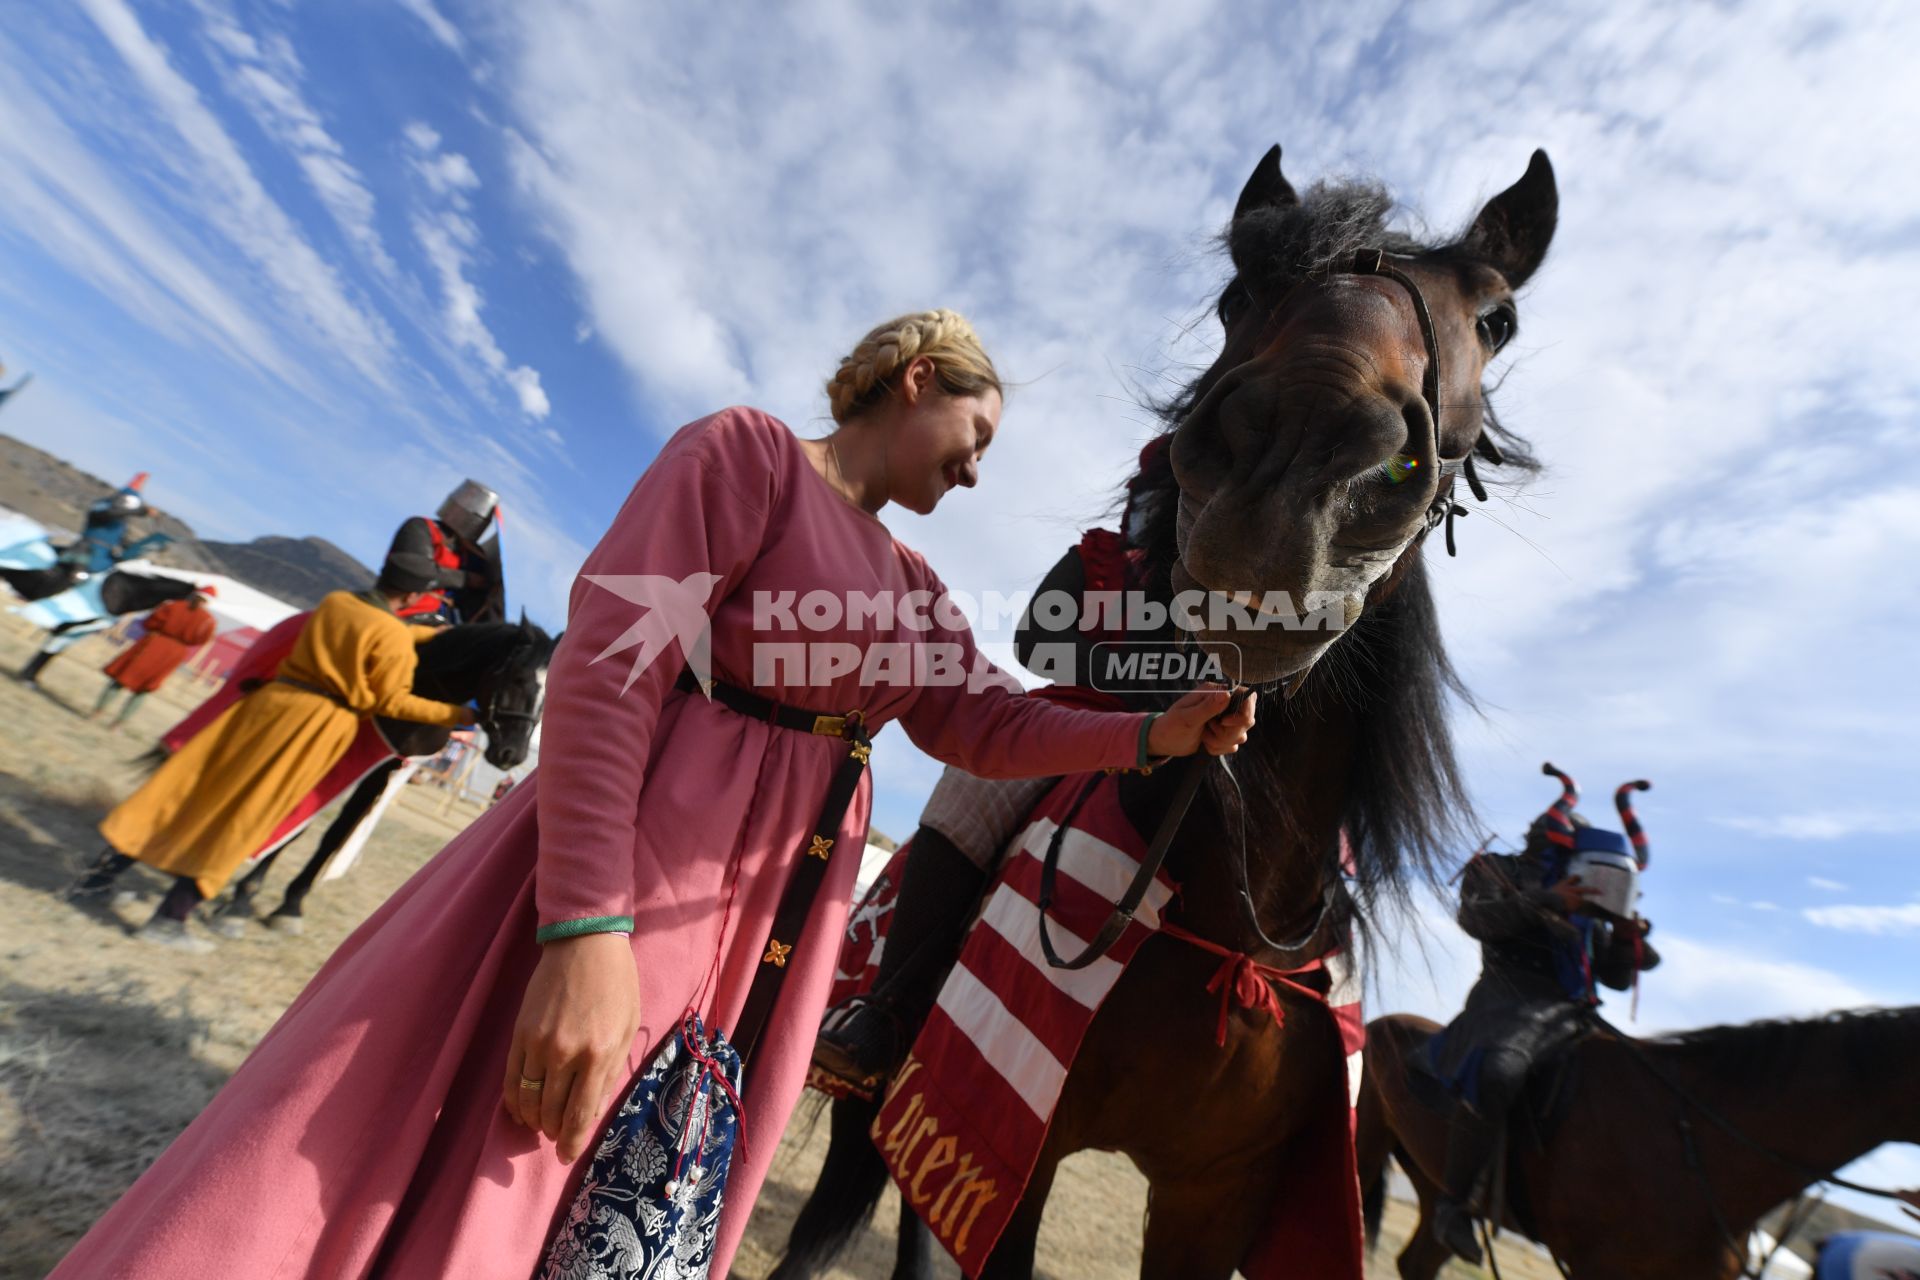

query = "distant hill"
[[0, 433, 372, 609]]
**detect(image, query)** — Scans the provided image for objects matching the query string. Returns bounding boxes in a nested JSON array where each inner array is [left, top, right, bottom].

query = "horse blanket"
[[824, 773, 1367, 1279]]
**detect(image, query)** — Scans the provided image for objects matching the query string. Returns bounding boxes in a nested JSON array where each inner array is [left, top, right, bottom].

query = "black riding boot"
[[19, 649, 54, 684], [65, 849, 135, 903], [811, 827, 987, 1087], [1433, 1105, 1498, 1264]]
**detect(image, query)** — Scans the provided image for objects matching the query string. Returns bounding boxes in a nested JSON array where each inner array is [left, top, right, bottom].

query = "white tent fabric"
[[0, 503, 300, 635]]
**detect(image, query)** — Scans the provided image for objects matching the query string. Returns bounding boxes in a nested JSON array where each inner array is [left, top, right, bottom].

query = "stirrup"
[[810, 996, 903, 1093]]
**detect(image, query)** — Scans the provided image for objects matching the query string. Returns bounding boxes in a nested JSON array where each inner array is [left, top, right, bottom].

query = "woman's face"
[[886, 362, 1001, 515]]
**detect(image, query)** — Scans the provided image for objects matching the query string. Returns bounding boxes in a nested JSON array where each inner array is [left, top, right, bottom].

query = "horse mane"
[[1125, 177, 1547, 925], [417, 620, 555, 678], [1649, 1006, 1920, 1086]]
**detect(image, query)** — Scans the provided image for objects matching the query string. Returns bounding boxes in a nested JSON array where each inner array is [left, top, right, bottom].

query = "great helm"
[[436, 479, 498, 545], [1535, 762, 1652, 921], [102, 472, 151, 518]]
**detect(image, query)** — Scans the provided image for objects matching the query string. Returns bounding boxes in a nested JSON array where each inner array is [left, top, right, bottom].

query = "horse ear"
[[1460, 149, 1557, 289], [1234, 144, 1299, 222]]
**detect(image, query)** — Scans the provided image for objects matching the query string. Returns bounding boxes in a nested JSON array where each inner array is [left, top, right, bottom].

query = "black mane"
[[416, 620, 555, 682], [1124, 177, 1551, 922], [1651, 1006, 1920, 1086]]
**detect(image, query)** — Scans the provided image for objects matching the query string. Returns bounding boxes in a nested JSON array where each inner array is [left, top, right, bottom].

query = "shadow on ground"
[[0, 980, 232, 1278]]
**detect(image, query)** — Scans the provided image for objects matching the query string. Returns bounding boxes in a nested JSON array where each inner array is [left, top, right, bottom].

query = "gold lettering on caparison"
[[908, 1134, 957, 1205], [879, 1092, 925, 1165]]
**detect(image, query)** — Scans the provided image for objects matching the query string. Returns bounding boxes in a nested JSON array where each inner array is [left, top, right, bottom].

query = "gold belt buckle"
[[811, 713, 848, 737]]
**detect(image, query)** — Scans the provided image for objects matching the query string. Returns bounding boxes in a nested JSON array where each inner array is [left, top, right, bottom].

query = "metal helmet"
[[436, 479, 498, 544]]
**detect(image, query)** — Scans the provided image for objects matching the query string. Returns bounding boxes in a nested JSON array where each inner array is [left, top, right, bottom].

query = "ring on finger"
[[519, 1075, 546, 1092]]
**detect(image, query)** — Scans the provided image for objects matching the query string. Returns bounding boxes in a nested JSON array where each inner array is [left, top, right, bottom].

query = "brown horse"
[[1356, 1008, 1920, 1279], [768, 144, 1560, 1280]]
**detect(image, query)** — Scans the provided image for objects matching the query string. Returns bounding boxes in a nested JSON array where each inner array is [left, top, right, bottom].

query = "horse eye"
[[1477, 304, 1517, 353], [1217, 282, 1252, 327]]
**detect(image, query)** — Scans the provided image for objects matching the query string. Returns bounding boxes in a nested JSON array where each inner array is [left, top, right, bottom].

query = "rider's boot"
[[811, 827, 986, 1088], [19, 649, 54, 685], [1432, 1105, 1496, 1265]]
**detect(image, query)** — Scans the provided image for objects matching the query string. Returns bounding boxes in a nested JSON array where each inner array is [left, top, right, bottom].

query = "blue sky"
[[2, 0, 1916, 1206]]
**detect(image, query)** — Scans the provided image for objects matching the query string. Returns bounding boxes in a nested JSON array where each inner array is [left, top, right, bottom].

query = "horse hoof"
[[267, 914, 305, 936], [211, 915, 252, 939]]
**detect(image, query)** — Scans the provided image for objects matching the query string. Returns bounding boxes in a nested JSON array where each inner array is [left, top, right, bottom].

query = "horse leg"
[[765, 1092, 894, 1280], [1394, 1147, 1453, 1280], [271, 762, 398, 927], [975, 1150, 1060, 1280], [19, 647, 54, 684], [209, 848, 284, 936], [889, 1197, 936, 1280], [1137, 1158, 1284, 1280]]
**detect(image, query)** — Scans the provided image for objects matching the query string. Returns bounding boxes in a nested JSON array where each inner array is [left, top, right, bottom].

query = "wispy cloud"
[[74, 0, 398, 387], [1804, 901, 1920, 936], [0, 34, 298, 380], [192, 0, 399, 281], [1717, 812, 1920, 842], [405, 122, 550, 421], [1807, 876, 1848, 892], [394, 0, 466, 58]]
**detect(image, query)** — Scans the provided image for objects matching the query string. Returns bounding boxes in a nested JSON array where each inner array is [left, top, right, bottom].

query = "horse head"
[[1162, 145, 1558, 687], [470, 615, 556, 769]]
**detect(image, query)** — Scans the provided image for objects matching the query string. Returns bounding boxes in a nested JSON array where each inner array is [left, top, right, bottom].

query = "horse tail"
[[767, 1091, 893, 1279], [1361, 1153, 1387, 1252]]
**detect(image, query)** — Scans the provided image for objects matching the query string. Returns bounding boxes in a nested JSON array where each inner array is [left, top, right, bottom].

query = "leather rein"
[[1036, 247, 1499, 973]]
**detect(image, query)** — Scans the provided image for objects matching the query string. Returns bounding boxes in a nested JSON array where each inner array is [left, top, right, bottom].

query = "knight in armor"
[[388, 479, 504, 624], [57, 473, 173, 575], [1424, 763, 1663, 1264], [812, 437, 1175, 1089]]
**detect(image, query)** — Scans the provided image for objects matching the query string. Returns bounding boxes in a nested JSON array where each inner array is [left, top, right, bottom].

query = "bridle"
[[475, 644, 544, 742], [1347, 248, 1502, 556], [1039, 247, 1502, 972]]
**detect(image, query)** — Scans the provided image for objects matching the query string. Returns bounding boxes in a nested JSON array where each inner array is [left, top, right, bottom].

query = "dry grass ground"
[[0, 611, 1555, 1279]]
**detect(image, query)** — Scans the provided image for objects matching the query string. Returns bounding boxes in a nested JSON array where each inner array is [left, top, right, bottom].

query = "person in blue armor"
[[56, 473, 173, 575], [1424, 764, 1664, 1265]]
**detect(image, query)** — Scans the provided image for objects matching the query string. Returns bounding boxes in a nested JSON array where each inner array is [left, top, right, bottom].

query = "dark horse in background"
[[4, 568, 201, 684], [771, 146, 1560, 1280], [185, 618, 555, 934], [1359, 1007, 1920, 1278]]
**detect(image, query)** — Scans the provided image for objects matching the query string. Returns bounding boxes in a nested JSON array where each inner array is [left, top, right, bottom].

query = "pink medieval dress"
[[50, 407, 1151, 1279]]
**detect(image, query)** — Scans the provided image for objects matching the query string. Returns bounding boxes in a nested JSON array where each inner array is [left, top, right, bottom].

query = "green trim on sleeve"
[[1136, 712, 1161, 769], [535, 915, 635, 943]]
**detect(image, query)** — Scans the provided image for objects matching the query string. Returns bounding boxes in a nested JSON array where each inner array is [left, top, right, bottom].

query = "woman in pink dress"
[[50, 309, 1254, 1278]]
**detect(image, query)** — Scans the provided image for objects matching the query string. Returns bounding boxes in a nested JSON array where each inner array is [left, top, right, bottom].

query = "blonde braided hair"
[[825, 309, 1002, 425]]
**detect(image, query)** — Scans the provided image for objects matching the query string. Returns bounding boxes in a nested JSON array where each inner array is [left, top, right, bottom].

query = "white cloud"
[[1807, 877, 1848, 892], [395, 0, 466, 57], [193, 2, 399, 280], [0, 35, 300, 380], [1719, 812, 1920, 842], [73, 0, 398, 386], [405, 123, 550, 420], [1804, 902, 1920, 936]]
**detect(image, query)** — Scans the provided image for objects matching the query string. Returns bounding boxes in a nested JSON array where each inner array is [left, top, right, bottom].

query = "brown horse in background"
[[769, 144, 1560, 1280], [1356, 1007, 1920, 1279]]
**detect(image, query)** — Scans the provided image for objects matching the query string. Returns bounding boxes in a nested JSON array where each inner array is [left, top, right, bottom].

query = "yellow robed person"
[[69, 542, 476, 950]]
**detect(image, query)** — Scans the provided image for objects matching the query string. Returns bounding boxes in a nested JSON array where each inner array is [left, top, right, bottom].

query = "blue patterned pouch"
[[536, 1014, 745, 1280]]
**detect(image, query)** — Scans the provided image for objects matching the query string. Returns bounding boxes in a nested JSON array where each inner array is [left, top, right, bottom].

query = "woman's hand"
[[1147, 685, 1257, 758], [503, 932, 641, 1163]]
